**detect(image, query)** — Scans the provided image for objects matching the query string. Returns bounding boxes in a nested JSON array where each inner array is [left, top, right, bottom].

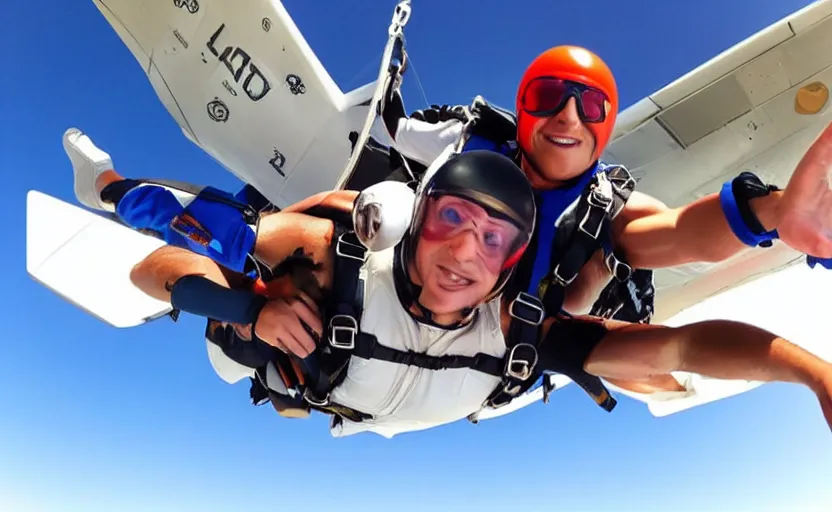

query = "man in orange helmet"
[[379, 44, 832, 327]]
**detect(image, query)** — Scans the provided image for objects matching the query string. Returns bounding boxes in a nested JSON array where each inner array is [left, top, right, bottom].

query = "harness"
[[252, 220, 622, 427], [250, 99, 647, 424], [264, 225, 556, 424], [448, 99, 650, 324], [534, 164, 638, 314]]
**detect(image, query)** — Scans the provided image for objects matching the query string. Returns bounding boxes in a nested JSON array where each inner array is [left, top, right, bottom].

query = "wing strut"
[[335, 0, 412, 189]]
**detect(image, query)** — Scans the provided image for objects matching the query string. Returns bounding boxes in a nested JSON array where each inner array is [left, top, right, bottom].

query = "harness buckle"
[[579, 172, 613, 239], [508, 292, 545, 326], [607, 166, 637, 193], [550, 264, 576, 287], [329, 314, 358, 350], [303, 388, 331, 407], [505, 343, 539, 381], [605, 252, 633, 282], [335, 232, 367, 262]]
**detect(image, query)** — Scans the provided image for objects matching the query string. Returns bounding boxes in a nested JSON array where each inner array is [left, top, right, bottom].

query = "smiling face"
[[408, 195, 524, 321], [514, 46, 619, 190], [522, 97, 598, 187]]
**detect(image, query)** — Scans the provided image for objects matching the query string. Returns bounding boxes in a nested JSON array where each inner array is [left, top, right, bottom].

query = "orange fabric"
[[515, 45, 618, 162], [251, 275, 296, 299]]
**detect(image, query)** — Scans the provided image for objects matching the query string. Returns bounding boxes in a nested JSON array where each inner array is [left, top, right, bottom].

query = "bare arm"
[[559, 191, 671, 313], [613, 188, 782, 269], [582, 317, 826, 390], [281, 190, 359, 216], [131, 211, 336, 302], [130, 211, 335, 357]]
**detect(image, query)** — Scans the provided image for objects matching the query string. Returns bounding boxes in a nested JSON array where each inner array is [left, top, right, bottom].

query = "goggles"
[[520, 76, 608, 123], [420, 195, 527, 273]]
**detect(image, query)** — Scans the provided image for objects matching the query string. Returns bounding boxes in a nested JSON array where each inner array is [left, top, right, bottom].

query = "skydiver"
[[60, 46, 832, 406], [379, 45, 832, 320], [65, 142, 832, 438]]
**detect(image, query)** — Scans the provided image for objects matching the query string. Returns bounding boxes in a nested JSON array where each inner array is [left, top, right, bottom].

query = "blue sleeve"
[[170, 275, 266, 325]]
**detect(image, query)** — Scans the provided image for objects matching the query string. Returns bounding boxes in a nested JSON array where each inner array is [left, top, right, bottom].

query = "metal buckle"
[[505, 343, 538, 381], [607, 166, 637, 194], [578, 175, 612, 240], [335, 232, 367, 262], [550, 264, 576, 287], [508, 292, 545, 326], [605, 252, 632, 282], [303, 388, 330, 407], [329, 314, 357, 350]]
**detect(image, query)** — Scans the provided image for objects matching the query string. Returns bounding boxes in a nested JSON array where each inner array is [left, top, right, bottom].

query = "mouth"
[[543, 134, 581, 148], [436, 265, 475, 291]]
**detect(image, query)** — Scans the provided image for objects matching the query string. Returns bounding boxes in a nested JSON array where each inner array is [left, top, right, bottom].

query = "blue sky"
[[3, 0, 831, 510]]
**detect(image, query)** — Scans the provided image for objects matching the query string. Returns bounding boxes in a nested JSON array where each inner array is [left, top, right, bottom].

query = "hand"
[[253, 292, 323, 357], [775, 120, 832, 258]]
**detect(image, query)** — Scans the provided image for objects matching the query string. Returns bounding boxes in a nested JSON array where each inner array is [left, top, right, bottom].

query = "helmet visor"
[[521, 76, 608, 123], [420, 194, 530, 273]]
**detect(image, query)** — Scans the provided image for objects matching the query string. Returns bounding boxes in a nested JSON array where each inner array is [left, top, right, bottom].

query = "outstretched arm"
[[579, 317, 832, 428], [612, 188, 781, 268], [612, 118, 832, 269]]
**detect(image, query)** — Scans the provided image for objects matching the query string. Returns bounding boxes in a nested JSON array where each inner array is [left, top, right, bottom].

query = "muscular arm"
[[131, 211, 336, 302], [613, 189, 782, 269], [580, 317, 827, 391], [282, 190, 358, 216], [559, 191, 671, 313]]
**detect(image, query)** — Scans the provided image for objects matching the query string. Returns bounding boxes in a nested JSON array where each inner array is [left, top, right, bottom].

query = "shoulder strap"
[[538, 165, 637, 314], [475, 291, 546, 417]]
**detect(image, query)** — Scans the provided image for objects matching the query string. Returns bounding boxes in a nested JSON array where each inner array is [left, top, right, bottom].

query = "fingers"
[[292, 293, 323, 338], [254, 297, 322, 358]]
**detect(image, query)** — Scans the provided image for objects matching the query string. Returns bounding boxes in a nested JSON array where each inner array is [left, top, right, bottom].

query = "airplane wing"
[[24, 0, 409, 328], [603, 0, 832, 323], [90, 0, 404, 209]]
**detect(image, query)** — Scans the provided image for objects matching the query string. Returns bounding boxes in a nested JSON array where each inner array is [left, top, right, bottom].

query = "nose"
[[549, 96, 582, 127], [448, 229, 479, 263]]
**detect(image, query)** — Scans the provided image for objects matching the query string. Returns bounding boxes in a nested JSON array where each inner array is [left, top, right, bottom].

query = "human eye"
[[483, 231, 504, 248], [440, 206, 463, 224]]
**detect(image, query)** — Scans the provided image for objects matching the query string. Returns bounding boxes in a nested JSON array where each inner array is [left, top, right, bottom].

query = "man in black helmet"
[[88, 148, 832, 438]]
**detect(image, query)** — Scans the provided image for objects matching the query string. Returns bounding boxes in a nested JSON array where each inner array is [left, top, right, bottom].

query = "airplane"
[[25, 0, 832, 422]]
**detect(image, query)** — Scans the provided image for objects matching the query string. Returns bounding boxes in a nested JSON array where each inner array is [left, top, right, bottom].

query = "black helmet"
[[394, 149, 536, 325]]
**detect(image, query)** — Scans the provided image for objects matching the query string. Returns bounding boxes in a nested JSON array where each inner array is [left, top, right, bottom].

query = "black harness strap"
[[351, 332, 503, 376], [301, 229, 368, 406], [477, 292, 546, 414], [539, 165, 637, 314], [536, 314, 618, 412]]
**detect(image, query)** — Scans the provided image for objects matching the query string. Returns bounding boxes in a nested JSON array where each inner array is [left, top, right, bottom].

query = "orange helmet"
[[515, 45, 618, 163]]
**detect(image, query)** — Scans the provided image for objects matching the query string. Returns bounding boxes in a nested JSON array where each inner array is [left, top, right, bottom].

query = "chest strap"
[[539, 165, 637, 314]]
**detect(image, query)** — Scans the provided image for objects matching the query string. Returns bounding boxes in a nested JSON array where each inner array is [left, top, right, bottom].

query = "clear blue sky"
[[3, 0, 831, 510]]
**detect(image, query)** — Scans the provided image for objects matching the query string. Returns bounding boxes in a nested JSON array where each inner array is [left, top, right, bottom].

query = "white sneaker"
[[62, 127, 116, 212]]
